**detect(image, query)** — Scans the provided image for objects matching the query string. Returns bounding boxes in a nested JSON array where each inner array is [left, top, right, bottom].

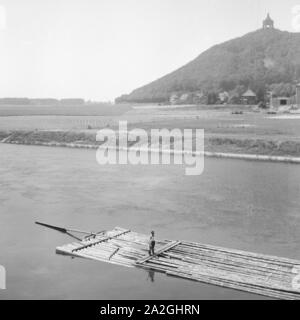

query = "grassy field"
[[0, 103, 131, 116], [1, 103, 300, 158], [0, 103, 132, 131]]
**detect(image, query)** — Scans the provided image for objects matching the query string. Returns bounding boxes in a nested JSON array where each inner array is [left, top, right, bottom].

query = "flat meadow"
[[0, 103, 132, 131], [1, 103, 300, 138], [1, 103, 300, 157]]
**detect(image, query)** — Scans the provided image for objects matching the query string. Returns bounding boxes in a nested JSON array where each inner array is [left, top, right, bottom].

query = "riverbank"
[[1, 130, 300, 163]]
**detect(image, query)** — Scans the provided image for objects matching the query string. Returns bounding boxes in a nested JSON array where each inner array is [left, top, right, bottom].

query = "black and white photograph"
[[1, 0, 300, 307]]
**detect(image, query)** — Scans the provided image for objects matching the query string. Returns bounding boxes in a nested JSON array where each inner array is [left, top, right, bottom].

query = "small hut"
[[271, 97, 293, 108], [242, 89, 257, 105]]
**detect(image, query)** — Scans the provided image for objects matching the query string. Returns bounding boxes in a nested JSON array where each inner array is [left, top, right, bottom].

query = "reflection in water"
[[147, 269, 155, 282]]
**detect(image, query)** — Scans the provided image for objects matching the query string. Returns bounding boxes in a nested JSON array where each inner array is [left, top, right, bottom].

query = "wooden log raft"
[[55, 227, 300, 300], [136, 241, 181, 264]]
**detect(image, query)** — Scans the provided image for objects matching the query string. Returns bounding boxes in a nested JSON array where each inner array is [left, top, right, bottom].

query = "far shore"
[[1, 103, 300, 164]]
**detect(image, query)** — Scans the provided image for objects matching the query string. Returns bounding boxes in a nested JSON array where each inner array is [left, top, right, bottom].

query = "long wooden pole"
[[35, 221, 97, 236]]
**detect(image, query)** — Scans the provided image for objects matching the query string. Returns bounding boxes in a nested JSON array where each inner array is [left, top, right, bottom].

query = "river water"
[[1, 144, 300, 299]]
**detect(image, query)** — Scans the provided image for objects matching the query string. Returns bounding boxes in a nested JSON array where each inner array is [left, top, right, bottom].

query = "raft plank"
[[55, 228, 300, 300], [72, 229, 131, 252], [135, 241, 181, 265]]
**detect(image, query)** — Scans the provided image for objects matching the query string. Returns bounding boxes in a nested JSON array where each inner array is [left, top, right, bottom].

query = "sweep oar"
[[35, 221, 99, 237]]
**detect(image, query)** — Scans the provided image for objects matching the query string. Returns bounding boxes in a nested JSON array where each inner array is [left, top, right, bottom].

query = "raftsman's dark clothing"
[[149, 236, 155, 256]]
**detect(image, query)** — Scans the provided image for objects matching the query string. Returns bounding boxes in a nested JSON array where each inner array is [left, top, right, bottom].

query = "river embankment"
[[1, 129, 300, 163]]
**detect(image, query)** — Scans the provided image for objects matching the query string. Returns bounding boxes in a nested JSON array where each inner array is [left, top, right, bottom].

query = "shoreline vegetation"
[[1, 130, 300, 164]]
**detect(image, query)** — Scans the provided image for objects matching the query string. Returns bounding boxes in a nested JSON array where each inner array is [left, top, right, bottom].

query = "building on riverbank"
[[242, 89, 257, 105], [169, 93, 180, 105], [271, 97, 293, 108]]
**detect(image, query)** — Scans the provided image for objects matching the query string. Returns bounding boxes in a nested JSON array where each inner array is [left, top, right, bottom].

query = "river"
[[1, 144, 300, 299]]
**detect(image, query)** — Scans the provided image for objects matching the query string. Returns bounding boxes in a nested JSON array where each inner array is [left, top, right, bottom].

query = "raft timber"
[[56, 227, 300, 300]]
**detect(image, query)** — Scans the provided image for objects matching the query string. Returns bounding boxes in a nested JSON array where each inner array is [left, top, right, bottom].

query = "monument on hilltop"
[[263, 13, 274, 29]]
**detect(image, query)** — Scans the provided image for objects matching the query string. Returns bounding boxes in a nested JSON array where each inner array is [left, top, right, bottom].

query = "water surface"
[[1, 144, 300, 299]]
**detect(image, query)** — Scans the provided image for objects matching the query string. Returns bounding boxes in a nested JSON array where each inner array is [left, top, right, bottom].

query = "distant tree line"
[[0, 98, 86, 105]]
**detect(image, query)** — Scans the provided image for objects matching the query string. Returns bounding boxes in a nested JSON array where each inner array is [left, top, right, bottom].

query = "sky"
[[0, 0, 299, 101]]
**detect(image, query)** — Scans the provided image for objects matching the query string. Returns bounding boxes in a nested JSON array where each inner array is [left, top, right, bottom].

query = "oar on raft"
[[35, 221, 103, 239]]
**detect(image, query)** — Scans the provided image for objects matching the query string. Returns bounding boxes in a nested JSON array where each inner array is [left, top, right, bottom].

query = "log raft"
[[55, 227, 300, 300]]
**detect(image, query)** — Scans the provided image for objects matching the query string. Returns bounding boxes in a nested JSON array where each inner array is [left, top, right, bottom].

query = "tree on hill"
[[116, 27, 300, 104]]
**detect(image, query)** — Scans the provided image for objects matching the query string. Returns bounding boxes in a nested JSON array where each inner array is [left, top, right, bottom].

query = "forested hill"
[[116, 28, 300, 103]]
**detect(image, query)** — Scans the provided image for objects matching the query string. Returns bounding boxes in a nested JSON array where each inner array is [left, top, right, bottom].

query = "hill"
[[116, 28, 300, 104]]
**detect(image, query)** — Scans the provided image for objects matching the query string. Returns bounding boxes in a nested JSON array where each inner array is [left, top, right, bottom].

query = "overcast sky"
[[0, 0, 299, 101]]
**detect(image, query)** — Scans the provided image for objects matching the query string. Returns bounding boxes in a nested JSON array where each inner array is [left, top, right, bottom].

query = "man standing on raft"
[[149, 231, 155, 256]]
